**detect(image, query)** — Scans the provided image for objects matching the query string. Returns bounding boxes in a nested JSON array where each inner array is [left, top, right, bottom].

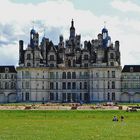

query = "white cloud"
[[0, 0, 140, 66], [111, 0, 140, 12]]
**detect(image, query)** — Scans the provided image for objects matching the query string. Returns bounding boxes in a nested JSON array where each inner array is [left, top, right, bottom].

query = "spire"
[[70, 19, 75, 39], [71, 19, 74, 27]]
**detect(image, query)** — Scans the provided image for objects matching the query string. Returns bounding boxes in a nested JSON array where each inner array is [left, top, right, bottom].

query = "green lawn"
[[0, 110, 139, 140]]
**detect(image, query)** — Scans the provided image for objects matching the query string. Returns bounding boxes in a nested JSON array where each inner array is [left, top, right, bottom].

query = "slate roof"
[[0, 66, 17, 73], [122, 65, 140, 72]]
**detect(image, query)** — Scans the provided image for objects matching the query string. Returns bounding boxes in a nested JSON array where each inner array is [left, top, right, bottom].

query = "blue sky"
[[0, 0, 140, 66]]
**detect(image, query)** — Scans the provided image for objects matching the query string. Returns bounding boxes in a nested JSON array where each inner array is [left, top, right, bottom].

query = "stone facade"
[[16, 20, 122, 103], [121, 65, 140, 102], [0, 66, 17, 103]]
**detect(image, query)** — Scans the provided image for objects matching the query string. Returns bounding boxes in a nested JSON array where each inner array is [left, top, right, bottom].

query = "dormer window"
[[5, 67, 9, 73], [130, 67, 133, 72], [50, 55, 54, 61]]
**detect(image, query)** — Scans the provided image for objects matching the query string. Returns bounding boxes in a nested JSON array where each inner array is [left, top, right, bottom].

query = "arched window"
[[67, 72, 71, 79], [50, 55, 54, 61], [62, 72, 66, 79]]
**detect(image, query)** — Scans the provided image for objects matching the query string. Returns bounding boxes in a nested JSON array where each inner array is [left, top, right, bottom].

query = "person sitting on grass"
[[112, 116, 118, 122]]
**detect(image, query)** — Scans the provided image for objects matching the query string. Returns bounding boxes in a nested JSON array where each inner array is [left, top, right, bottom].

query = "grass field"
[[0, 110, 139, 140]]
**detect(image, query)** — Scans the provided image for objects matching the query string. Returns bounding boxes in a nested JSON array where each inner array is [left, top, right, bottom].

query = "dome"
[[102, 27, 108, 34], [30, 29, 36, 34]]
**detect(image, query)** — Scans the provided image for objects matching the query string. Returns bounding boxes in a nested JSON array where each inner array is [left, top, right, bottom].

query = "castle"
[[0, 20, 140, 103]]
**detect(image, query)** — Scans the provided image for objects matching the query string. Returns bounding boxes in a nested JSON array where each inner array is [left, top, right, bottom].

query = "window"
[[110, 53, 114, 59], [62, 72, 66, 79], [84, 55, 88, 60], [27, 63, 31, 67], [107, 71, 110, 78], [25, 92, 30, 101], [110, 62, 114, 66], [62, 82, 66, 89], [84, 63, 88, 67], [56, 82, 58, 90], [67, 72, 71, 79], [72, 82, 76, 89], [50, 55, 54, 61], [80, 82, 82, 89], [112, 92, 115, 101], [5, 74, 7, 79], [50, 72, 54, 79], [112, 81, 115, 89], [25, 81, 29, 88], [50, 93, 54, 100], [5, 67, 9, 73], [130, 67, 133, 72], [80, 93, 82, 100], [108, 82, 110, 89], [27, 54, 31, 60], [50, 82, 54, 89], [50, 64, 54, 67], [107, 93, 110, 101], [56, 93, 58, 100], [62, 93, 66, 102], [72, 72, 76, 79], [56, 72, 58, 79], [5, 82, 9, 89], [67, 82, 71, 89], [112, 71, 115, 78], [68, 60, 71, 67], [84, 82, 87, 89]]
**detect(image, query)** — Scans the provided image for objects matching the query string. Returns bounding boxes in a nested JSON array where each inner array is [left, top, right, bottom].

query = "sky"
[[0, 0, 140, 66]]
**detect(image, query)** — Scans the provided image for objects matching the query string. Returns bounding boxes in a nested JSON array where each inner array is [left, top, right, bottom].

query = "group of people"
[[112, 116, 124, 122]]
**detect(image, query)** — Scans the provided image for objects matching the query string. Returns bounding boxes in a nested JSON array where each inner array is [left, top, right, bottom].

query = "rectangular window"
[[50, 82, 54, 89], [56, 82, 58, 90], [50, 93, 54, 100], [50, 72, 54, 79], [67, 82, 71, 89], [72, 82, 76, 89], [80, 82, 82, 89], [112, 92, 115, 101], [25, 92, 30, 101], [112, 81, 115, 89], [84, 82, 87, 89], [112, 71, 115, 78], [56, 93, 58, 100], [62, 82, 66, 89]]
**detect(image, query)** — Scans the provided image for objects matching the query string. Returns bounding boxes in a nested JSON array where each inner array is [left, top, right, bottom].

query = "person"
[[120, 116, 124, 122], [112, 116, 118, 122]]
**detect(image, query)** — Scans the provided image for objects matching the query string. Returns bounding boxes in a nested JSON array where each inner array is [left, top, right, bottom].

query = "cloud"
[[111, 0, 140, 12], [0, 0, 140, 67]]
